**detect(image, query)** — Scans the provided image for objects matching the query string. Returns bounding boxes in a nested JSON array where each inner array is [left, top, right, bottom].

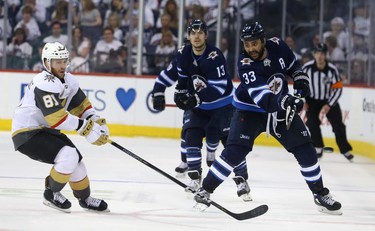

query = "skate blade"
[[239, 193, 253, 202], [82, 208, 111, 213], [43, 200, 71, 213], [193, 202, 209, 212], [317, 206, 343, 215]]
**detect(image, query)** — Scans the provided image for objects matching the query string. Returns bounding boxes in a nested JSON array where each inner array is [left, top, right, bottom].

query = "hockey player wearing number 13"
[[194, 22, 343, 215], [173, 19, 251, 201], [11, 42, 109, 213]]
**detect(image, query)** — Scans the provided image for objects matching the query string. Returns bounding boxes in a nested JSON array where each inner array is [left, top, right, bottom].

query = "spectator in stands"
[[72, 26, 91, 60], [352, 3, 370, 40], [16, 0, 46, 25], [117, 45, 129, 73], [43, 21, 68, 46], [161, 0, 178, 30], [323, 17, 349, 54], [0, 2, 11, 41], [285, 35, 302, 61], [30, 42, 44, 71], [123, 0, 154, 30], [106, 12, 123, 42], [96, 48, 124, 73], [6, 0, 21, 28], [74, 0, 103, 46], [301, 33, 321, 55], [103, 0, 127, 27], [14, 5, 41, 44], [130, 34, 149, 74], [6, 27, 32, 69], [48, 0, 68, 32], [70, 48, 90, 73], [300, 51, 314, 65], [154, 30, 176, 71], [93, 27, 122, 70], [324, 35, 345, 61], [350, 59, 366, 84], [150, 13, 178, 46], [350, 33, 368, 61]]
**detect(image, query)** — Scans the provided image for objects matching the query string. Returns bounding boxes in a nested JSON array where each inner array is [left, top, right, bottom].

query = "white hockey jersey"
[[12, 71, 96, 149]]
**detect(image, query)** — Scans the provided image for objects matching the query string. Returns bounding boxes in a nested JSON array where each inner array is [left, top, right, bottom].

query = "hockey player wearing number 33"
[[11, 42, 109, 213], [194, 22, 343, 215]]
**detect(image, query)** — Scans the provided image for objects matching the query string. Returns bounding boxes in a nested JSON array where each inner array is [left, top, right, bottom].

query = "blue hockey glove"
[[292, 71, 310, 98], [152, 92, 166, 111], [280, 94, 304, 113]]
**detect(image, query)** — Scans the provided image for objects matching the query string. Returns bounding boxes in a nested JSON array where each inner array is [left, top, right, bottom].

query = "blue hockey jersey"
[[234, 37, 302, 113], [175, 43, 234, 110]]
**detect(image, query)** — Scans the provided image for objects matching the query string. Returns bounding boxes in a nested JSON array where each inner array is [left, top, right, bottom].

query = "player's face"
[[50, 58, 68, 78], [243, 39, 265, 61], [189, 30, 207, 52]]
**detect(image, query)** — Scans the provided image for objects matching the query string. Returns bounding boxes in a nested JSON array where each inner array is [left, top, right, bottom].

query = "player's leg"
[[17, 131, 80, 213], [305, 99, 325, 158], [69, 161, 109, 212], [175, 129, 188, 177], [326, 104, 353, 161], [195, 110, 263, 210], [184, 127, 205, 193], [276, 114, 342, 215]]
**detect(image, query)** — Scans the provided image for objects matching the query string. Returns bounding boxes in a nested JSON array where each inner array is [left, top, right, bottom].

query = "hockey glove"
[[174, 84, 189, 110], [152, 92, 166, 111], [292, 71, 310, 98], [183, 93, 201, 110], [91, 115, 109, 136], [77, 118, 108, 145], [280, 94, 304, 113]]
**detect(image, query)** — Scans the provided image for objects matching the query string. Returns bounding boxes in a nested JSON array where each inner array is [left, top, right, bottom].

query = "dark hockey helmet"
[[314, 43, 328, 54], [240, 22, 265, 41], [187, 19, 208, 35]]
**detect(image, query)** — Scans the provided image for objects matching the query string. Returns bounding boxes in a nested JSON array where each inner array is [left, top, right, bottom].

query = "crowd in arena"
[[0, 0, 371, 83]]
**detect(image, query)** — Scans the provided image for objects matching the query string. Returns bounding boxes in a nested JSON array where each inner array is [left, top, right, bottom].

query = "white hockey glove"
[[90, 115, 110, 136], [77, 118, 108, 145]]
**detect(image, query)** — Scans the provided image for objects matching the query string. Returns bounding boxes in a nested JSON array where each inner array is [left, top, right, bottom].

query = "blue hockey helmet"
[[187, 19, 208, 35], [240, 22, 265, 41]]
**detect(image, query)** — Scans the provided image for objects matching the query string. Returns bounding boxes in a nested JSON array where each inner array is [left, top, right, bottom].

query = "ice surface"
[[0, 132, 374, 231]]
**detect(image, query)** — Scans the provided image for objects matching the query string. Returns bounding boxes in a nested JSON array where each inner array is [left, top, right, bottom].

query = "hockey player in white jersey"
[[11, 42, 110, 213]]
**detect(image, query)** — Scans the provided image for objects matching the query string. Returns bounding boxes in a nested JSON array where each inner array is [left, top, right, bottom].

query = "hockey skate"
[[79, 196, 110, 213], [233, 176, 252, 201], [175, 161, 188, 178], [342, 151, 354, 162], [43, 176, 71, 213], [43, 188, 72, 213], [194, 188, 211, 211], [206, 151, 215, 167], [185, 170, 201, 194], [313, 187, 342, 215]]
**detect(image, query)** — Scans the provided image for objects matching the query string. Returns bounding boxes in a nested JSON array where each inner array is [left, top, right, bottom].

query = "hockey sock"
[[48, 167, 70, 192], [233, 160, 248, 180]]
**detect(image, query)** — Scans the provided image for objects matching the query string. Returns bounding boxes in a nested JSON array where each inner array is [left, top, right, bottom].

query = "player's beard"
[[192, 41, 206, 53], [248, 46, 265, 61]]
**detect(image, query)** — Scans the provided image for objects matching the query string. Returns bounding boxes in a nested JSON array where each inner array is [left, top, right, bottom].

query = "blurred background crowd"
[[0, 0, 374, 86]]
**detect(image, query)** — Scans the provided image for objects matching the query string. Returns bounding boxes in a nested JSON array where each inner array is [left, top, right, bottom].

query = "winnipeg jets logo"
[[207, 51, 218, 60], [44, 74, 55, 82], [240, 58, 253, 66], [269, 37, 280, 45], [267, 73, 285, 95]]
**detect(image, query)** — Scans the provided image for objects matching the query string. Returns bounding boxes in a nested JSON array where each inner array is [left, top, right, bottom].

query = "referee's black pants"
[[305, 98, 352, 154]]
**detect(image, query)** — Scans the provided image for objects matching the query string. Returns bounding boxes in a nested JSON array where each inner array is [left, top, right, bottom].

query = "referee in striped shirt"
[[302, 43, 353, 161]]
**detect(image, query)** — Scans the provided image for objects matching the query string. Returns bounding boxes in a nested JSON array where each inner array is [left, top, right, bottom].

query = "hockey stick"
[[165, 104, 177, 108], [108, 139, 268, 220]]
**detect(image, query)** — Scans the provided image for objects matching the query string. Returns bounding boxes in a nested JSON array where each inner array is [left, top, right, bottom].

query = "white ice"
[[0, 131, 374, 231]]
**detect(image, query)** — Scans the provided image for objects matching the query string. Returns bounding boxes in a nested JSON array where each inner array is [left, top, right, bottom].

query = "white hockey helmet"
[[41, 42, 70, 72]]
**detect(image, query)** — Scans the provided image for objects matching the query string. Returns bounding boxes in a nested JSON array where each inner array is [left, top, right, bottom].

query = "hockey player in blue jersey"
[[152, 59, 226, 177], [194, 22, 342, 215], [173, 19, 251, 201]]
